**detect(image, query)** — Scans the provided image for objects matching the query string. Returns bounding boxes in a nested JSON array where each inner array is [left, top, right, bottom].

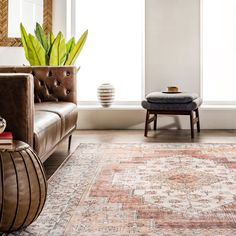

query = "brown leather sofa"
[[0, 66, 78, 162]]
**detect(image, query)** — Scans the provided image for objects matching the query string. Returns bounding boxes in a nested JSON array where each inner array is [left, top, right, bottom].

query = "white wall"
[[145, 0, 200, 94], [52, 0, 67, 36], [0, 47, 27, 65]]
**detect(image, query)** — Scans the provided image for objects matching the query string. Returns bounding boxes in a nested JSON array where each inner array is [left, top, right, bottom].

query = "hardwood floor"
[[43, 129, 236, 179]]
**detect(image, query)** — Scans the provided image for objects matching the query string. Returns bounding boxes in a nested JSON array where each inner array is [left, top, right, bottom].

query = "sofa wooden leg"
[[68, 135, 72, 152], [195, 108, 200, 132], [144, 110, 150, 137], [190, 111, 194, 139]]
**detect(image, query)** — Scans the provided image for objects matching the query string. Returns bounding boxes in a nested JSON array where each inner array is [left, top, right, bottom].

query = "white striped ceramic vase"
[[97, 83, 115, 107]]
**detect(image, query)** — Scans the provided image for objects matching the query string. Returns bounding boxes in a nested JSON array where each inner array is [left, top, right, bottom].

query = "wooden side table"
[[0, 141, 47, 233]]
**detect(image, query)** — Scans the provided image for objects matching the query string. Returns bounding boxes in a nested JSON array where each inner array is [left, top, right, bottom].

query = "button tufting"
[[66, 90, 70, 94], [40, 80, 44, 86], [54, 80, 60, 86], [48, 71, 52, 77], [66, 71, 70, 76]]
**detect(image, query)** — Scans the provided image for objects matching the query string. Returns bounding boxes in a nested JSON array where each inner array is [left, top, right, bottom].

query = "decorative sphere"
[[0, 116, 6, 133]]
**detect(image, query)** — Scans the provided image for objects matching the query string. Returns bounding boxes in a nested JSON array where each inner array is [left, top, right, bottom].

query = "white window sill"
[[78, 104, 236, 111], [201, 104, 236, 110], [77, 104, 143, 111]]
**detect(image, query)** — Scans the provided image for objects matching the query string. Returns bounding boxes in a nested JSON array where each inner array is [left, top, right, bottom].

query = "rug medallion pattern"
[[11, 144, 236, 235]]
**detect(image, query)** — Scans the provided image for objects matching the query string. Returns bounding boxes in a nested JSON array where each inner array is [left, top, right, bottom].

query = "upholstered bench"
[[142, 92, 202, 138]]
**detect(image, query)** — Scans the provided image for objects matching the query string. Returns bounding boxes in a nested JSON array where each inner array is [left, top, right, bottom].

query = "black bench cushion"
[[146, 92, 199, 104], [142, 97, 202, 111]]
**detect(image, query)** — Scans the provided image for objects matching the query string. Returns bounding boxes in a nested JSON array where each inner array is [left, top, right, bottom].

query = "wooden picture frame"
[[0, 0, 52, 47]]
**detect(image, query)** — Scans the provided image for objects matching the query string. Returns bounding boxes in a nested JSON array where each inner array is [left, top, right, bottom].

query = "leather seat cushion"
[[34, 110, 62, 158], [35, 102, 78, 137]]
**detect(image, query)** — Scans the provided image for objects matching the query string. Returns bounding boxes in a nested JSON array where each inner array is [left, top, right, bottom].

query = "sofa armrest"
[[0, 74, 34, 146]]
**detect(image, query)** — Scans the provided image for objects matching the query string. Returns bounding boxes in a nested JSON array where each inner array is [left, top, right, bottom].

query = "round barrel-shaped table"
[[0, 141, 47, 233]]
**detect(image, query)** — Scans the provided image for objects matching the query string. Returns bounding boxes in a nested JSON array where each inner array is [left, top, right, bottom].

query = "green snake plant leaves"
[[49, 32, 67, 66], [66, 37, 75, 55], [20, 23, 87, 66], [20, 23, 29, 61], [27, 34, 46, 65], [47, 32, 55, 50], [65, 30, 88, 65], [35, 22, 49, 53]]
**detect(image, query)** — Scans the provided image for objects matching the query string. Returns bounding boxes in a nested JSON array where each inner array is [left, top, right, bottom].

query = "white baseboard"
[[76, 108, 236, 130]]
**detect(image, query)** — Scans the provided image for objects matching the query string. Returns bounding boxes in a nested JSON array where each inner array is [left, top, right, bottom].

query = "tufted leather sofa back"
[[0, 66, 77, 104]]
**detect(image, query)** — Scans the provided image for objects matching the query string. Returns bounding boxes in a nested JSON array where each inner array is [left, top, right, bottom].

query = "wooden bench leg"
[[144, 108, 199, 139], [144, 110, 150, 137], [195, 108, 200, 132], [154, 114, 157, 131], [190, 111, 194, 139]]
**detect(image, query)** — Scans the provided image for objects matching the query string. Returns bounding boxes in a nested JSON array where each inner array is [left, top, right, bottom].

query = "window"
[[74, 0, 144, 104], [202, 0, 236, 104], [8, 0, 43, 38]]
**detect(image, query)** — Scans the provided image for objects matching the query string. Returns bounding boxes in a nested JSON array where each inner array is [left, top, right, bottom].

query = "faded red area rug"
[[16, 144, 236, 235]]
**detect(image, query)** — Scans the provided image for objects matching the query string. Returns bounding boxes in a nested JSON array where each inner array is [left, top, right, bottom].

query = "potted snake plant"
[[20, 23, 88, 68]]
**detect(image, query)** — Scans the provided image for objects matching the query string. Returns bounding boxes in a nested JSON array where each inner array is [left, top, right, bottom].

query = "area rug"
[[12, 143, 236, 235]]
